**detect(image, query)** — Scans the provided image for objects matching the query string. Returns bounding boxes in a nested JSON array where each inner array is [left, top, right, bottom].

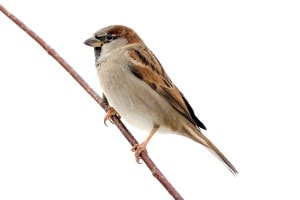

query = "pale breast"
[[96, 55, 179, 133]]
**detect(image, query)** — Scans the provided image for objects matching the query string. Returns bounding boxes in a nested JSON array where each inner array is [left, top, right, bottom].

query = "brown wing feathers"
[[128, 47, 206, 130]]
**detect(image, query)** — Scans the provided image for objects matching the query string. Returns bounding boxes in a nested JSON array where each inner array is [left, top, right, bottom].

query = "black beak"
[[84, 37, 104, 47]]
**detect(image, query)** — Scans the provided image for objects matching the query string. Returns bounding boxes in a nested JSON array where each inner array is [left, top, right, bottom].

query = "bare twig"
[[0, 4, 184, 200]]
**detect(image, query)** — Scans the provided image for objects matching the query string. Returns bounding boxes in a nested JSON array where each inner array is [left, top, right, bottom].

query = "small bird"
[[84, 25, 238, 175]]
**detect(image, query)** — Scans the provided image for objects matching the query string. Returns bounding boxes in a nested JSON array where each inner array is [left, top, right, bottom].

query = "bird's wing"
[[127, 46, 206, 130]]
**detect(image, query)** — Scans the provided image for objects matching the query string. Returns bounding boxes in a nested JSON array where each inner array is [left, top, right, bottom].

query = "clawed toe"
[[103, 107, 120, 126], [130, 126, 159, 164], [131, 143, 147, 163]]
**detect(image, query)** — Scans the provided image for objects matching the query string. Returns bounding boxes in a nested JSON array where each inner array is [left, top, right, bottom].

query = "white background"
[[1, 1, 300, 199]]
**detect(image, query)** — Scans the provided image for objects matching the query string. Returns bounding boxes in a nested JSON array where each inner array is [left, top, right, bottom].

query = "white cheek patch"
[[101, 38, 128, 56]]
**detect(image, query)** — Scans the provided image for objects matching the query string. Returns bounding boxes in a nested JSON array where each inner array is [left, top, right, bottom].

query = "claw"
[[130, 125, 159, 163], [131, 143, 148, 163], [104, 107, 119, 126]]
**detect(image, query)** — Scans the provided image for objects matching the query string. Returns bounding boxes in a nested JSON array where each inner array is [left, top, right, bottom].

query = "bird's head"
[[84, 25, 143, 58]]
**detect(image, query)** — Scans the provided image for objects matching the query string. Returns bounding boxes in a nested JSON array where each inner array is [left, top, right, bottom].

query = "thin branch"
[[0, 4, 184, 200]]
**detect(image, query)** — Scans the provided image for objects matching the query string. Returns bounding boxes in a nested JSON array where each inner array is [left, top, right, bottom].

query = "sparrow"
[[84, 25, 238, 175]]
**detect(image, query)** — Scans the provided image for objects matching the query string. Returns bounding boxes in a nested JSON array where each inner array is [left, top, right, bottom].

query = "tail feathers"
[[188, 127, 238, 175], [206, 144, 238, 176]]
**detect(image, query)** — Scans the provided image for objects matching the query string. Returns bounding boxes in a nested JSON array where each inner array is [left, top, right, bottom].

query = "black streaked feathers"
[[128, 47, 207, 130], [180, 93, 207, 130], [129, 64, 143, 80]]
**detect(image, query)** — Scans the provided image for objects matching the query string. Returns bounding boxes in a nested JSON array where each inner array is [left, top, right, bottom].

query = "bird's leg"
[[104, 106, 120, 126], [131, 125, 160, 163]]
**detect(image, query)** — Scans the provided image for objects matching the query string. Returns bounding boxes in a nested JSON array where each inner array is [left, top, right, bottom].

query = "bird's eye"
[[104, 34, 116, 42]]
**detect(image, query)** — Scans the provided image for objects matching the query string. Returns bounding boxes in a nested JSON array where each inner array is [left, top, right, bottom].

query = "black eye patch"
[[95, 35, 104, 40], [95, 34, 116, 43], [104, 34, 116, 43]]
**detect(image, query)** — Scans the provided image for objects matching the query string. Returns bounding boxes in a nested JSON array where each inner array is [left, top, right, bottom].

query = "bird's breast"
[[96, 57, 178, 133]]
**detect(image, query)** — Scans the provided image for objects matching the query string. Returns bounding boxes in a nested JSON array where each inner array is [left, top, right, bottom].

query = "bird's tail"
[[186, 126, 238, 175]]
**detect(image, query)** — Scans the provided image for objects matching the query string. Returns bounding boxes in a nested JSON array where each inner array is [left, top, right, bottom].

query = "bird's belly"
[[98, 64, 175, 132]]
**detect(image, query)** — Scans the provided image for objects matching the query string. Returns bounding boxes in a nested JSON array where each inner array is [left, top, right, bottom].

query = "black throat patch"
[[94, 47, 102, 62]]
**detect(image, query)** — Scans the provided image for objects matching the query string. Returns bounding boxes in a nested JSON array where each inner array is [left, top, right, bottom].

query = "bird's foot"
[[104, 107, 120, 126], [130, 126, 159, 163], [131, 142, 148, 164]]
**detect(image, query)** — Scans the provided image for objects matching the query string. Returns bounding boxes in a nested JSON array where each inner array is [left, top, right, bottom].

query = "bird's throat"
[[94, 47, 102, 62]]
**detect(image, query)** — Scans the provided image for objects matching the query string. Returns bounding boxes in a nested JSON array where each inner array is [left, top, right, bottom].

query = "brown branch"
[[0, 4, 184, 200]]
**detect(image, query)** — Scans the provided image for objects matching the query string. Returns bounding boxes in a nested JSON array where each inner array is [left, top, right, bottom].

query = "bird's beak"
[[84, 37, 104, 47]]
